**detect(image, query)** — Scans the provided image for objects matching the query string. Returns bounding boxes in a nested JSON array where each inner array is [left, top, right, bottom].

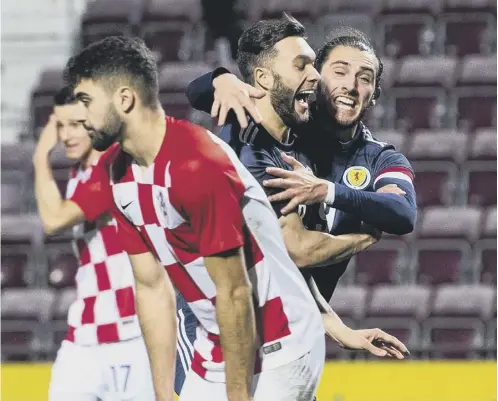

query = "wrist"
[[324, 181, 336, 206], [212, 67, 231, 88]]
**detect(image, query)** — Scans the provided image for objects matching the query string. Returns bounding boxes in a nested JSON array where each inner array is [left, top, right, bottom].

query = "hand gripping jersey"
[[109, 117, 324, 383], [65, 153, 141, 345]]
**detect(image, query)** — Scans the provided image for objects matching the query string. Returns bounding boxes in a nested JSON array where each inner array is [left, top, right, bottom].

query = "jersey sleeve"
[[112, 209, 150, 255], [69, 159, 114, 222], [239, 146, 288, 218], [172, 159, 246, 257], [372, 149, 415, 192]]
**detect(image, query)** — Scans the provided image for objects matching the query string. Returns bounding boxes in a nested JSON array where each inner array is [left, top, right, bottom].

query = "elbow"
[[42, 220, 61, 236], [390, 208, 417, 235]]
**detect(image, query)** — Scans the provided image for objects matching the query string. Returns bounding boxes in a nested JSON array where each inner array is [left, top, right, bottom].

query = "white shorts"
[[49, 337, 155, 401], [179, 336, 325, 401]]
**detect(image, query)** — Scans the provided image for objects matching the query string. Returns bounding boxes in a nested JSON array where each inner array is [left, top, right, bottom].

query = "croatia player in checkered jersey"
[[33, 87, 197, 400], [66, 37, 325, 401]]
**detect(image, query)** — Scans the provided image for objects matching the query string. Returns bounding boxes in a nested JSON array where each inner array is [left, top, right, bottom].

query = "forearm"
[[322, 309, 352, 346], [296, 231, 376, 268], [136, 274, 177, 401], [33, 152, 67, 234], [217, 285, 256, 399], [327, 183, 416, 235]]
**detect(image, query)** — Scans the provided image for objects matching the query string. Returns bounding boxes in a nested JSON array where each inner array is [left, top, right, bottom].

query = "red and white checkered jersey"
[[65, 149, 141, 345], [110, 117, 324, 382]]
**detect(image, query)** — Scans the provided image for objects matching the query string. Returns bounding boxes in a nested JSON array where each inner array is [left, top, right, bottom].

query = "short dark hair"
[[237, 13, 306, 85], [64, 36, 159, 108], [315, 27, 383, 100], [53, 86, 78, 106]]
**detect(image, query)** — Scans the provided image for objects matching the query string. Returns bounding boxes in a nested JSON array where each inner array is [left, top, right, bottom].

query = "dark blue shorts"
[[174, 292, 197, 395]]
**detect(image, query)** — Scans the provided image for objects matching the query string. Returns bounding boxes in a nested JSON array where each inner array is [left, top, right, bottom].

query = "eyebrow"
[[293, 54, 315, 64], [330, 60, 375, 74]]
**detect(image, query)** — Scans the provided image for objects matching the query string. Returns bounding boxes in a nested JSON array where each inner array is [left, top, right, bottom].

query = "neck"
[[121, 105, 166, 166], [254, 97, 289, 142], [82, 148, 103, 169]]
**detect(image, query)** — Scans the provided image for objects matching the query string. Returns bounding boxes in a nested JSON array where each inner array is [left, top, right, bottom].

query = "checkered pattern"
[[65, 163, 141, 346], [112, 118, 323, 382]]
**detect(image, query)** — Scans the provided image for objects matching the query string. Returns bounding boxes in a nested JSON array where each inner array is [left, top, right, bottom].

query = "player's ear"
[[254, 67, 273, 91], [115, 87, 135, 114]]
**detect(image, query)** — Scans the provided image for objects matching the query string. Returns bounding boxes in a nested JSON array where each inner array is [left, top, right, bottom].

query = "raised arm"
[[33, 115, 86, 234], [115, 213, 177, 401]]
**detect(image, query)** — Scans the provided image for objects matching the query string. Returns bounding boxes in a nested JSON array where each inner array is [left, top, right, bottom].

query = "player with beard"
[[187, 26, 417, 303], [33, 87, 197, 399], [186, 15, 410, 361]]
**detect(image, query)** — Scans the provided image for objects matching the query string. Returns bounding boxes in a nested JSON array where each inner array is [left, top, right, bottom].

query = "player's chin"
[[293, 105, 311, 123]]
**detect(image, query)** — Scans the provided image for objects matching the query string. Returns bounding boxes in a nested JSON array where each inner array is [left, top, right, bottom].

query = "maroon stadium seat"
[[1, 249, 30, 289], [441, 13, 495, 56], [417, 206, 483, 242], [414, 240, 470, 285], [423, 317, 486, 358], [379, 57, 397, 90], [354, 240, 408, 286], [1, 183, 23, 214], [391, 88, 447, 131], [159, 62, 211, 120], [47, 252, 78, 289], [474, 239, 497, 285], [1, 288, 55, 361], [140, 0, 202, 63], [380, 15, 436, 57], [486, 318, 496, 358], [1, 142, 35, 172], [30, 68, 64, 132], [452, 87, 496, 131], [458, 55, 497, 86], [407, 130, 468, 164], [80, 0, 140, 47], [411, 161, 458, 207], [469, 128, 497, 161], [462, 161, 497, 206], [374, 130, 406, 153], [395, 56, 457, 88]]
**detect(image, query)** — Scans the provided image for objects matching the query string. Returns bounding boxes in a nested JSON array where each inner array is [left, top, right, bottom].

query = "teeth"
[[299, 90, 314, 95], [336, 96, 355, 106]]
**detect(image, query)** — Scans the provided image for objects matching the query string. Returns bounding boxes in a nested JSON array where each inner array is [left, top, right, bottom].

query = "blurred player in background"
[[65, 35, 326, 401], [187, 22, 417, 303], [186, 15, 409, 359], [32, 87, 197, 400]]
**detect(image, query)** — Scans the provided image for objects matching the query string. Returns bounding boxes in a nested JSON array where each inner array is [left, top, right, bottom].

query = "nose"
[[342, 72, 358, 93], [307, 65, 321, 86], [58, 125, 69, 141]]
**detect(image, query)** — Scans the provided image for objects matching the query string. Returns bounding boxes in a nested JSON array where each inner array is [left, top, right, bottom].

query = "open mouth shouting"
[[294, 89, 315, 114], [334, 95, 358, 111]]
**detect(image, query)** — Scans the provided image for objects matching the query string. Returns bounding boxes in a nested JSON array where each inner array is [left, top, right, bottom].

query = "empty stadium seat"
[[391, 88, 447, 130], [330, 0, 383, 14], [411, 161, 458, 207], [1, 250, 29, 289], [354, 240, 409, 286], [458, 55, 497, 86], [481, 207, 497, 239], [407, 130, 468, 164], [462, 161, 497, 206], [380, 15, 436, 57], [452, 87, 497, 131], [2, 183, 24, 214], [395, 56, 457, 88], [1, 288, 55, 361], [48, 253, 78, 289], [366, 285, 431, 319], [159, 62, 212, 119], [262, 0, 316, 20], [140, 0, 202, 63], [441, 13, 496, 56], [443, 0, 497, 14], [381, 0, 442, 15], [80, 0, 139, 47], [469, 128, 497, 161], [417, 206, 483, 241]]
